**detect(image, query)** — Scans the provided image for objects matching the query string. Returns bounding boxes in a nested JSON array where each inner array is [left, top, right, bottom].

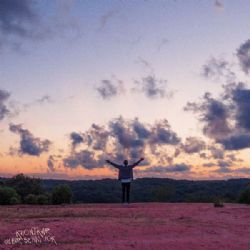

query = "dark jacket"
[[108, 160, 142, 180]]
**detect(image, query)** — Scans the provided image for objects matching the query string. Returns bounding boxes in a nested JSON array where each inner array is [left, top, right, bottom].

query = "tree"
[[0, 186, 21, 205], [24, 194, 38, 204], [52, 184, 72, 204], [37, 194, 49, 205], [6, 174, 44, 200], [239, 188, 250, 204]]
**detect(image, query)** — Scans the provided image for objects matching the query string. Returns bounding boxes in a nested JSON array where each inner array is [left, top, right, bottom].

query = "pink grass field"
[[0, 203, 249, 250]]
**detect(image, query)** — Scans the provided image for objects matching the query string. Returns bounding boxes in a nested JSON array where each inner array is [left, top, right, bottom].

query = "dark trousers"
[[122, 182, 131, 203]]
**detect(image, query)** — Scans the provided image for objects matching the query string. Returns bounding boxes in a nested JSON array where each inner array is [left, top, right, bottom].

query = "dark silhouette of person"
[[106, 158, 144, 205]]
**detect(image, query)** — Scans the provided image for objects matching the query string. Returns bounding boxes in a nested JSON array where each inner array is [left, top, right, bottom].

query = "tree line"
[[0, 174, 250, 205]]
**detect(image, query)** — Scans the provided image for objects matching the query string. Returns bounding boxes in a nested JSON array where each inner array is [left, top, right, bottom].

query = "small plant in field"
[[213, 198, 224, 207]]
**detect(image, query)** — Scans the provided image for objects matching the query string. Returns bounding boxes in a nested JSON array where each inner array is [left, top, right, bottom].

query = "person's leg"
[[122, 183, 126, 203], [126, 183, 131, 203]]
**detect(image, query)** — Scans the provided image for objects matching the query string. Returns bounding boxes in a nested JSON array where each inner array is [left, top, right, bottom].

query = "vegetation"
[[0, 186, 21, 205], [0, 174, 250, 205], [52, 184, 72, 205], [238, 188, 250, 204]]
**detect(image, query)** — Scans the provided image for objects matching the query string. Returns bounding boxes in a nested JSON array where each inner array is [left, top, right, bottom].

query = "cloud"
[[157, 38, 168, 51], [63, 150, 102, 170], [9, 123, 51, 156], [209, 145, 224, 159], [237, 39, 250, 74], [98, 9, 118, 31], [181, 137, 206, 154], [0, 0, 82, 51], [141, 164, 190, 173], [150, 119, 180, 145], [96, 79, 125, 100], [0, 89, 10, 120], [133, 75, 173, 99], [63, 116, 181, 170], [214, 0, 224, 10], [218, 134, 250, 150], [201, 57, 235, 82], [70, 132, 84, 149], [233, 88, 250, 131], [184, 92, 232, 140], [136, 57, 154, 73], [36, 95, 53, 104], [47, 155, 55, 172], [185, 81, 250, 151], [0, 0, 37, 37]]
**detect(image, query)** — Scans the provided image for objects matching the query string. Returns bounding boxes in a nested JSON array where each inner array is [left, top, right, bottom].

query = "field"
[[0, 203, 249, 249]]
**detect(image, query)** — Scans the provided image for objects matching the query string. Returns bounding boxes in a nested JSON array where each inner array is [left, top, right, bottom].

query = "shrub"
[[52, 184, 72, 205], [213, 198, 224, 207], [37, 194, 49, 205], [10, 196, 21, 205], [6, 173, 44, 200], [0, 186, 21, 205], [239, 188, 250, 204], [24, 194, 38, 204]]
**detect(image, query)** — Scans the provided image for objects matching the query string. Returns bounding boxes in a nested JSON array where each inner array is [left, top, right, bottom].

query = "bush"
[[213, 198, 224, 207], [24, 194, 38, 204], [52, 184, 72, 205], [6, 174, 44, 200], [10, 196, 21, 205], [0, 186, 21, 205], [37, 194, 49, 205], [239, 188, 250, 204]]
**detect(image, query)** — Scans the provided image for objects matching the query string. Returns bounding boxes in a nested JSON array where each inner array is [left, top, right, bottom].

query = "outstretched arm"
[[106, 160, 120, 168], [131, 158, 144, 168]]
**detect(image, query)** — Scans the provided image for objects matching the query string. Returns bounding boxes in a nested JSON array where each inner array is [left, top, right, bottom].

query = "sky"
[[1, 0, 250, 180]]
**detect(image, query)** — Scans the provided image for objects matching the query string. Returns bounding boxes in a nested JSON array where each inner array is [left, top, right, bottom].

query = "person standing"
[[106, 158, 144, 205]]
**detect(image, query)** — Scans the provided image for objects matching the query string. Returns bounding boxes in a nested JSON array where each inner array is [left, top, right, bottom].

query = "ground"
[[0, 203, 249, 249]]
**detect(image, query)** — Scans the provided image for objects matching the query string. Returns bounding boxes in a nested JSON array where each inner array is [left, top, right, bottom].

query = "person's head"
[[123, 160, 128, 166]]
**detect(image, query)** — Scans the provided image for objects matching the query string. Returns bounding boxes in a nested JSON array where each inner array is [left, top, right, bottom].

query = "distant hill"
[[1, 177, 250, 203]]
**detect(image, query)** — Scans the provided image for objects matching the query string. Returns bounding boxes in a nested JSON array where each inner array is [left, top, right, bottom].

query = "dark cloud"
[[237, 39, 250, 74], [201, 57, 235, 82], [203, 162, 215, 167], [63, 150, 102, 170], [150, 119, 180, 145], [86, 124, 110, 150], [96, 79, 125, 100], [47, 155, 55, 172], [63, 116, 180, 170], [141, 164, 190, 173], [184, 92, 232, 140], [0, 0, 82, 51], [218, 134, 250, 150], [0, 89, 10, 120], [181, 137, 206, 154], [208, 145, 224, 159], [233, 88, 250, 131], [185, 81, 250, 151], [132, 118, 151, 139], [133, 75, 173, 99], [70, 132, 84, 149], [0, 0, 37, 37], [9, 123, 51, 156]]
